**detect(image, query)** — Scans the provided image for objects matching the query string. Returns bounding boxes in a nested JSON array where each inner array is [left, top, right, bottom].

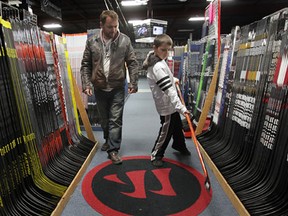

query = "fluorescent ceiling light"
[[207, 0, 231, 1], [7, 0, 21, 6], [178, 29, 194, 32], [121, 0, 148, 6], [188, 17, 207, 21], [43, 23, 62, 28], [128, 18, 167, 26], [128, 20, 144, 25]]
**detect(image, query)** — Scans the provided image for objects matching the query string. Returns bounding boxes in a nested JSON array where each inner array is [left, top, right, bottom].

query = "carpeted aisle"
[[61, 77, 239, 216]]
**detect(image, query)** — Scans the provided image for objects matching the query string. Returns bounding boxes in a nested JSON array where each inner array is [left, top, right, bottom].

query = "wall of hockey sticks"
[[193, 8, 288, 216], [183, 0, 220, 132], [0, 4, 97, 216]]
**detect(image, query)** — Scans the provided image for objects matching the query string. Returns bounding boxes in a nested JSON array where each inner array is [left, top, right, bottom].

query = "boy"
[[143, 34, 191, 167]]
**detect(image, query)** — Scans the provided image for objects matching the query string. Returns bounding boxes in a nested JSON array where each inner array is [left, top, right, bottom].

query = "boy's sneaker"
[[172, 145, 191, 155], [108, 151, 122, 165], [152, 158, 164, 167], [101, 142, 109, 151]]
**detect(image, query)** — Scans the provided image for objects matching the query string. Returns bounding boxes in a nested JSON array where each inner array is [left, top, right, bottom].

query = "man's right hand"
[[84, 89, 93, 96]]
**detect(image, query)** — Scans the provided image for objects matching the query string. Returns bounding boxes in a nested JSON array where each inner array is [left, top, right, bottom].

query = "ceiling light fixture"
[[43, 23, 62, 28], [178, 29, 194, 32], [121, 0, 148, 7], [207, 0, 232, 1], [128, 20, 144, 25], [7, 0, 22, 6], [188, 17, 207, 21]]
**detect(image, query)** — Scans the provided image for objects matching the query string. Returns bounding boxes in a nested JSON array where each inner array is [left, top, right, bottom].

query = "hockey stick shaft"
[[176, 84, 209, 179]]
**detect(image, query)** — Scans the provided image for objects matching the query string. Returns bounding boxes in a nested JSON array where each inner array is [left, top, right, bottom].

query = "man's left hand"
[[128, 87, 137, 94]]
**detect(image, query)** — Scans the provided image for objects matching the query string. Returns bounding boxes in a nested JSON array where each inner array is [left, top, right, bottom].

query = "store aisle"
[[61, 77, 239, 216]]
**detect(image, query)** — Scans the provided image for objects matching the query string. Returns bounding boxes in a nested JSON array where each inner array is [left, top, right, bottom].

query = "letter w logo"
[[103, 168, 176, 199]]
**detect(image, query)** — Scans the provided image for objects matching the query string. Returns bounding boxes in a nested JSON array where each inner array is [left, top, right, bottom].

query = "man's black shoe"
[[101, 142, 109, 151]]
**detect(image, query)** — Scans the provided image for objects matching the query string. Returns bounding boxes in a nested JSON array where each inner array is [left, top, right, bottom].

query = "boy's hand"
[[174, 77, 179, 85]]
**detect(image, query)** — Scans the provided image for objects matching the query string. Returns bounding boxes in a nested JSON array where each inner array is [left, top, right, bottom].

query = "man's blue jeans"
[[94, 87, 125, 151]]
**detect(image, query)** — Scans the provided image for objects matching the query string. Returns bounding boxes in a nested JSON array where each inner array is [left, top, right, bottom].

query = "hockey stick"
[[176, 83, 211, 191]]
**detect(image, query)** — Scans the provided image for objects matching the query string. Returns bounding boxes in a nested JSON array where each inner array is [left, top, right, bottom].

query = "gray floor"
[[61, 78, 239, 216]]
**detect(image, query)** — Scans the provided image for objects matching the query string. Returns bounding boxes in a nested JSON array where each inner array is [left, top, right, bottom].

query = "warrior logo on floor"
[[82, 156, 212, 216]]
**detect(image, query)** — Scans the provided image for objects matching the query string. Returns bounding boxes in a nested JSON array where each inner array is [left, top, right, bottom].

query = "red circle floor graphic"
[[82, 156, 212, 216]]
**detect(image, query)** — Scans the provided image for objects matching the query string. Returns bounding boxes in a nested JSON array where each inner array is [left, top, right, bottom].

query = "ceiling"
[[7, 0, 288, 44]]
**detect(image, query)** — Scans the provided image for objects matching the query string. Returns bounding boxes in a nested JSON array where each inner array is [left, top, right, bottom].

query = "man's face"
[[101, 16, 118, 39]]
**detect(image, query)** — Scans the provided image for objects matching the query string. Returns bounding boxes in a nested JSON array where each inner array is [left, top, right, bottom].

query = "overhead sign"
[[132, 19, 168, 43]]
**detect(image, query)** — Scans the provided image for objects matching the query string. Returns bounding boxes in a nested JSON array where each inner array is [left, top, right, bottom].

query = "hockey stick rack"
[[0, 4, 98, 214]]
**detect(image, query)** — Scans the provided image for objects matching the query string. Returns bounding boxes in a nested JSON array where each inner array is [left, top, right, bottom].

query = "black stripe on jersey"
[[162, 83, 172, 91], [159, 80, 170, 89], [156, 75, 169, 85], [156, 76, 172, 91]]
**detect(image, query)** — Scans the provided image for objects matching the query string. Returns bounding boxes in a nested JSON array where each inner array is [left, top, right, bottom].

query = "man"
[[80, 10, 138, 164]]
